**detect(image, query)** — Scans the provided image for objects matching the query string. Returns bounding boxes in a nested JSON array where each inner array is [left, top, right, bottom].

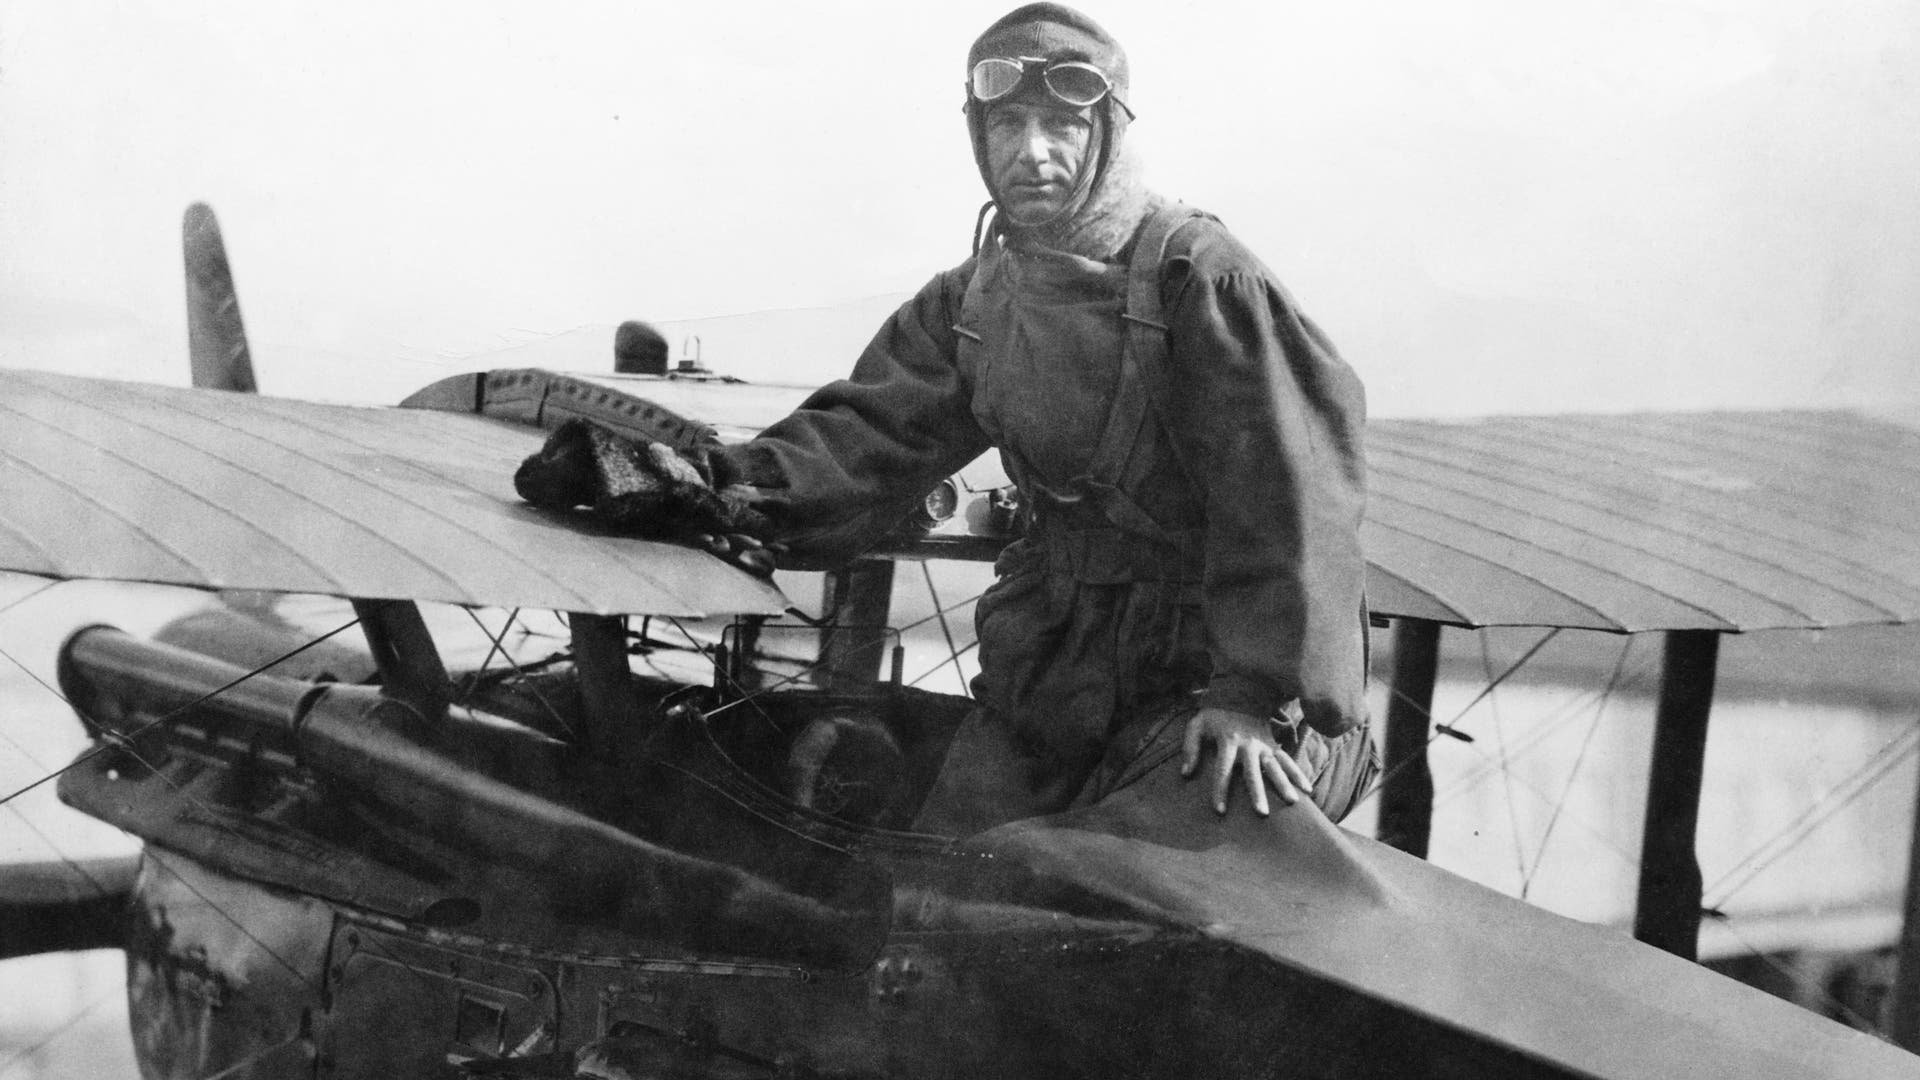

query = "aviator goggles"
[[969, 56, 1134, 119]]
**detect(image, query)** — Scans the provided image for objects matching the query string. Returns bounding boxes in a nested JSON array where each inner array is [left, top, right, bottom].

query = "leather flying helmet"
[[965, 3, 1132, 233]]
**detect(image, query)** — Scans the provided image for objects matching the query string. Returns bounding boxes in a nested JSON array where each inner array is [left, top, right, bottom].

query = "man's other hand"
[[1180, 707, 1312, 817]]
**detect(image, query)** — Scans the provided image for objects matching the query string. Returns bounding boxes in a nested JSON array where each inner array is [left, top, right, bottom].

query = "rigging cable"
[[920, 563, 972, 698], [192, 1029, 314, 1080], [0, 683, 127, 900], [0, 618, 361, 810], [1430, 656, 1654, 813], [1481, 634, 1532, 889], [0, 804, 124, 909], [0, 610, 408, 1056], [0, 577, 60, 619], [458, 605, 574, 737], [1353, 627, 1563, 810], [0, 672, 345, 1028], [1354, 627, 1652, 882], [909, 639, 981, 689], [662, 615, 786, 732], [1708, 910, 1884, 1035], [0, 619, 454, 1014], [689, 584, 988, 717], [0, 986, 119, 1078], [1702, 723, 1920, 910], [1520, 637, 1634, 900], [0, 649, 329, 995]]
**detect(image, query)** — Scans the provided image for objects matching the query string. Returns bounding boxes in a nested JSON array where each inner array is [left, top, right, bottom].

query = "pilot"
[[711, 2, 1378, 834]]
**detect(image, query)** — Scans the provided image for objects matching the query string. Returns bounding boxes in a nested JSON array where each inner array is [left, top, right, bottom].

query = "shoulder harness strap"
[[1074, 203, 1210, 541]]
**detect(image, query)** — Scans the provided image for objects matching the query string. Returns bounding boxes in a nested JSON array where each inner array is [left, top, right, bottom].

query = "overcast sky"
[[3, 0, 1917, 416]]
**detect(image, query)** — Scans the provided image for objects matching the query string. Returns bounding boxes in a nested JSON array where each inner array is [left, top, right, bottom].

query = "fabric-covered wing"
[[874, 402, 1920, 635], [963, 758, 1918, 1079], [0, 369, 787, 617], [1364, 410, 1920, 632]]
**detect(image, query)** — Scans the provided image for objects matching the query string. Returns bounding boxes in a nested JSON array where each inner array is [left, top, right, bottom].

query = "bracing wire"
[[1447, 730, 1645, 874], [1430, 657, 1653, 811], [662, 615, 785, 729], [0, 615, 454, 1009], [0, 576, 60, 620], [193, 1031, 313, 1080], [683, 586, 986, 727], [458, 606, 574, 737], [1456, 640, 1657, 875], [614, 624, 871, 856], [1358, 628, 1656, 883], [142, 844, 451, 1080], [0, 618, 361, 809], [1429, 635, 1661, 812], [0, 658, 328, 996], [1414, 626, 1916, 933], [920, 562, 972, 698], [0, 987, 118, 1077], [0, 608, 346, 1066], [1702, 725, 1920, 910], [1445, 628, 1562, 731], [1482, 634, 1533, 888], [0, 675, 358, 1034], [887, 587, 987, 639], [0, 801, 121, 900], [462, 605, 519, 676], [1708, 912, 1884, 1034], [0, 573, 996, 1064], [1520, 638, 1635, 900], [138, 847, 327, 996], [909, 639, 981, 689], [1353, 627, 1563, 810]]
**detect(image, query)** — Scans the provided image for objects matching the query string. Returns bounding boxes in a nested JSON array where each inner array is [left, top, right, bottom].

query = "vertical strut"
[[1888, 751, 1920, 1050], [572, 613, 640, 765], [1378, 618, 1441, 857], [351, 598, 449, 723], [819, 561, 897, 691], [1633, 629, 1720, 960]]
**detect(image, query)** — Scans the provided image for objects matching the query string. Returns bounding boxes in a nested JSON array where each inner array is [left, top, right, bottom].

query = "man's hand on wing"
[[1180, 706, 1312, 816]]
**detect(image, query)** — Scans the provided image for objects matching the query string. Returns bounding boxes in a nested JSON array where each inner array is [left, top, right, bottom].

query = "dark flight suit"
[[719, 203, 1377, 835]]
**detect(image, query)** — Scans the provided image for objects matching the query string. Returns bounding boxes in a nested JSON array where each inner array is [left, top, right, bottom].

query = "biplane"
[[0, 204, 1917, 1078]]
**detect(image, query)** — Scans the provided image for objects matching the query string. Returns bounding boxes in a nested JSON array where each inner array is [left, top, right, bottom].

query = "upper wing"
[[0, 368, 787, 617], [1364, 410, 1920, 632], [872, 404, 1920, 634], [23, 362, 1915, 633]]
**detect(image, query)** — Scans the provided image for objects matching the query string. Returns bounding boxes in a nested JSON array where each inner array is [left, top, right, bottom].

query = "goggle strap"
[[969, 57, 1118, 111]]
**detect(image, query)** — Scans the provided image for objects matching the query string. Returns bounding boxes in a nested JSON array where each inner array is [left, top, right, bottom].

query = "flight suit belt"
[[1033, 526, 1206, 587]]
